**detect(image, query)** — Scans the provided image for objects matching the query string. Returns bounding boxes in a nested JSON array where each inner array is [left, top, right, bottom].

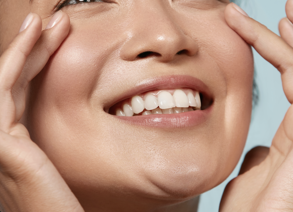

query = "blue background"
[[198, 1, 290, 211]]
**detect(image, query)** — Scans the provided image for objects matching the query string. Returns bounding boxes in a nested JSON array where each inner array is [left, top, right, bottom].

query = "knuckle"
[[249, 23, 268, 45], [7, 43, 29, 59], [43, 43, 53, 57], [36, 36, 55, 59]]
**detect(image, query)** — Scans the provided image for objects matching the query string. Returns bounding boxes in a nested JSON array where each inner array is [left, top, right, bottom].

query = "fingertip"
[[29, 12, 70, 67], [279, 17, 293, 47], [224, 3, 248, 29], [225, 3, 248, 17], [53, 12, 71, 39], [19, 13, 42, 34], [279, 17, 292, 34], [44, 11, 70, 36], [31, 13, 43, 35], [6, 13, 42, 57], [231, 3, 248, 17], [60, 12, 71, 34], [46, 11, 65, 30], [19, 13, 34, 33], [286, 0, 293, 22]]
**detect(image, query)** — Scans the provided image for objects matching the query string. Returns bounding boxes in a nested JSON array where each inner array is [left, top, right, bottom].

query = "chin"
[[132, 148, 235, 201]]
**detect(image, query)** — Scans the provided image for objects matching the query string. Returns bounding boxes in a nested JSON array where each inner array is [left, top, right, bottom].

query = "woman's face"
[[0, 0, 253, 210]]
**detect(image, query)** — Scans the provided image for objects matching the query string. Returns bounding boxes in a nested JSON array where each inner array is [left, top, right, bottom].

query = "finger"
[[13, 11, 70, 121], [0, 13, 42, 132], [239, 146, 269, 175], [225, 3, 293, 73], [18, 11, 70, 88], [270, 105, 293, 159], [0, 13, 42, 92], [280, 0, 293, 47], [0, 11, 70, 131], [279, 18, 293, 48], [225, 3, 293, 103], [286, 0, 293, 24]]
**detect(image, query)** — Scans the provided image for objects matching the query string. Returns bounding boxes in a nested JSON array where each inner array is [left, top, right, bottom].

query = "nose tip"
[[121, 31, 198, 62], [120, 14, 199, 63]]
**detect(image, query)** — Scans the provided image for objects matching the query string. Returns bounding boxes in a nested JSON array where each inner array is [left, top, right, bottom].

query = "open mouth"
[[109, 88, 212, 116]]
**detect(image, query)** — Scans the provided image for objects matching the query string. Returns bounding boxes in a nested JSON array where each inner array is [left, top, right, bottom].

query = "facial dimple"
[[110, 88, 202, 116]]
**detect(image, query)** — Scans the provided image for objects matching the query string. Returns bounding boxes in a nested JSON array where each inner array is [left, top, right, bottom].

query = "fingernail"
[[232, 3, 248, 17], [46, 11, 63, 29], [19, 13, 34, 32]]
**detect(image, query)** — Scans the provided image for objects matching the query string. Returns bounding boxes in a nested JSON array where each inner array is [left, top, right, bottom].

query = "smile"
[[112, 89, 202, 116], [106, 76, 214, 127]]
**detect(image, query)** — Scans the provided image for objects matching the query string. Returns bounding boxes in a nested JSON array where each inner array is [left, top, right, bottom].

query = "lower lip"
[[115, 105, 212, 128]]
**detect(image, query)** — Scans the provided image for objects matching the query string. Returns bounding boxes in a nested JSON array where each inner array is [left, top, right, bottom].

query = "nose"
[[120, 1, 199, 63]]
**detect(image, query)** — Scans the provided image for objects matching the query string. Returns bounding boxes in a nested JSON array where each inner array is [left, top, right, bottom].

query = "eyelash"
[[55, 0, 107, 11], [55, 0, 223, 11]]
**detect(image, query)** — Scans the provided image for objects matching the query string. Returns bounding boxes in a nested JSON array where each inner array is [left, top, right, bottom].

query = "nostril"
[[177, 49, 188, 55], [138, 51, 161, 59]]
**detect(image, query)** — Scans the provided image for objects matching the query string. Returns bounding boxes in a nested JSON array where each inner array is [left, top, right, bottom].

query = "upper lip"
[[105, 75, 213, 113]]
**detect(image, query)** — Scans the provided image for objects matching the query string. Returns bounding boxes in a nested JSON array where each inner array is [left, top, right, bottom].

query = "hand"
[[220, 1, 293, 211], [0, 12, 84, 212]]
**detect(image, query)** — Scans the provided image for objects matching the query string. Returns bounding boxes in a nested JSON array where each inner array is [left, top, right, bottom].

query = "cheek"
[[181, 9, 254, 87], [204, 18, 254, 173], [181, 10, 254, 178], [37, 20, 122, 109]]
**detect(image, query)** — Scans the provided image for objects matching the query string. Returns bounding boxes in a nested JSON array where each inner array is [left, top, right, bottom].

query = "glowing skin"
[[0, 0, 254, 211]]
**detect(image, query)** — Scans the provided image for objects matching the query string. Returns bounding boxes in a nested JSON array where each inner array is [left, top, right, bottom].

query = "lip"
[[105, 75, 214, 128], [105, 75, 213, 110], [115, 106, 212, 128]]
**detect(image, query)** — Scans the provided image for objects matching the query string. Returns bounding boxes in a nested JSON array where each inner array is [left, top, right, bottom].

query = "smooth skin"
[[0, 0, 293, 211]]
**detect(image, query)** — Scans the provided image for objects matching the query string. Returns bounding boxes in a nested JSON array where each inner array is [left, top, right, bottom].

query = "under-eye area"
[[109, 88, 213, 116]]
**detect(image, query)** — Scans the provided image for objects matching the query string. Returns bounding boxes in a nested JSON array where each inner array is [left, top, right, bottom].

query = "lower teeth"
[[126, 107, 196, 116]]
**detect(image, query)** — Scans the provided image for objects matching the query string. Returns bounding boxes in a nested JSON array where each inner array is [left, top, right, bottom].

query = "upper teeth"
[[115, 89, 201, 116]]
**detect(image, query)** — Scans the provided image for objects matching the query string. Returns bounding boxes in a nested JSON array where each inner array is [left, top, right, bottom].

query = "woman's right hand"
[[0, 11, 84, 212], [220, 1, 293, 211]]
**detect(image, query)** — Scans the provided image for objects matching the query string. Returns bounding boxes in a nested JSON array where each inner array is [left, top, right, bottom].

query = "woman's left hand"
[[220, 0, 293, 211]]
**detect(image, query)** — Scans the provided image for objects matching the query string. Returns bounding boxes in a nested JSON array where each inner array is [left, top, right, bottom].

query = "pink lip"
[[116, 106, 212, 128], [107, 75, 213, 128]]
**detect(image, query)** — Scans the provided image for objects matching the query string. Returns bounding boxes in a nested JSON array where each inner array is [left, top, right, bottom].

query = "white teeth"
[[123, 104, 134, 117], [131, 96, 145, 114], [194, 92, 201, 109], [158, 91, 175, 109], [173, 107, 182, 114], [116, 109, 125, 116], [187, 92, 196, 107], [152, 108, 163, 114], [162, 108, 174, 114], [173, 89, 189, 108], [115, 89, 203, 116], [142, 111, 152, 116], [144, 93, 159, 110]]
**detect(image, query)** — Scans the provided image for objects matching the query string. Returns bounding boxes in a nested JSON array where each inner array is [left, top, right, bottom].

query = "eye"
[[55, 0, 108, 11]]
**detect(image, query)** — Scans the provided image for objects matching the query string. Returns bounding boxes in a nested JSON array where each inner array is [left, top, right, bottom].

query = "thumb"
[[239, 146, 269, 175]]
